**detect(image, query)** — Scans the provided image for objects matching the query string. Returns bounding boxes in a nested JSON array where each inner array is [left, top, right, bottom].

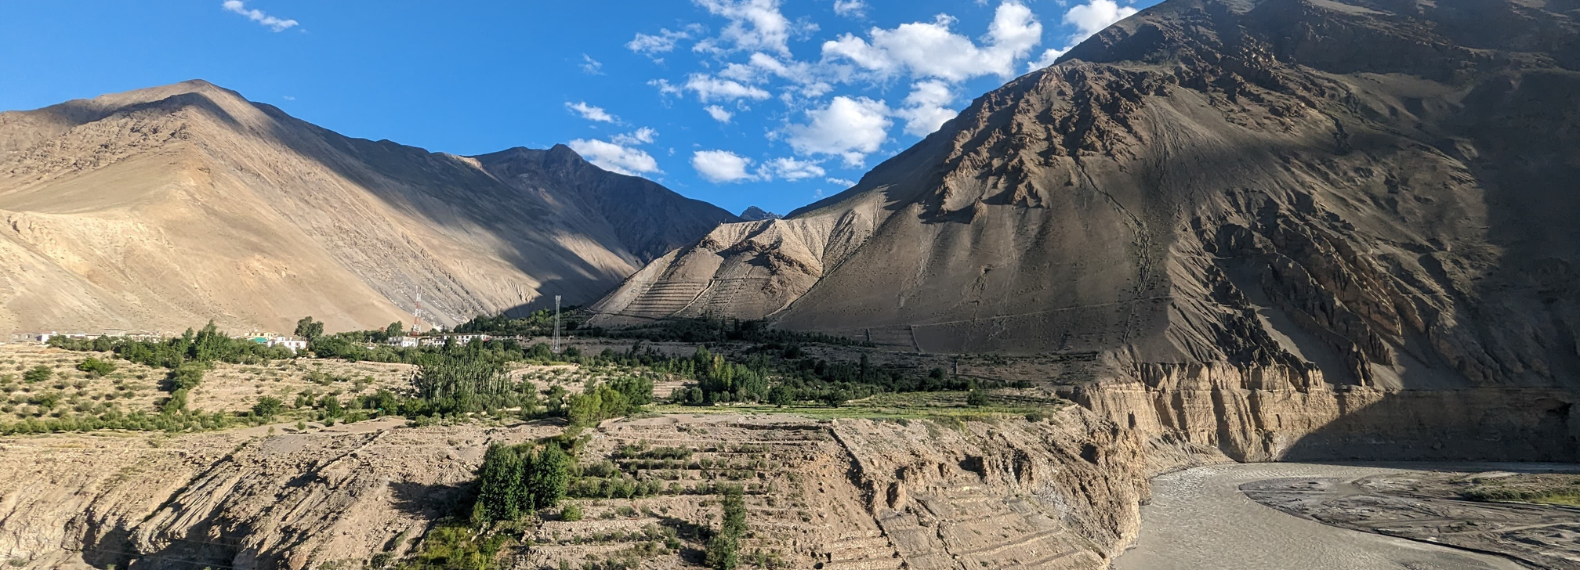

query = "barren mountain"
[[592, 0, 1580, 391], [0, 81, 737, 336]]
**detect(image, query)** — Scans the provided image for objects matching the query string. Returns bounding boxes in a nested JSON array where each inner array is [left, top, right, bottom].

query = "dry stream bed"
[[1113, 463, 1580, 570]]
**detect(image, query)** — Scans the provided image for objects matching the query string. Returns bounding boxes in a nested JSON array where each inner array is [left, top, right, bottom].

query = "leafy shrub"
[[76, 358, 116, 378]]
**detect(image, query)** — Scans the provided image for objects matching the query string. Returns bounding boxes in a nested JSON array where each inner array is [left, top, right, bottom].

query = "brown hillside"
[[0, 81, 737, 336], [591, 0, 1580, 391]]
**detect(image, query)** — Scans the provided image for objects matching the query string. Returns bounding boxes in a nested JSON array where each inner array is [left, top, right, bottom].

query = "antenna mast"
[[553, 295, 562, 353], [413, 293, 424, 334]]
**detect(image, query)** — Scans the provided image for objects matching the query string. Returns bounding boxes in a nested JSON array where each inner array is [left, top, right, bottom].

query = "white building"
[[388, 336, 420, 348], [268, 337, 309, 353]]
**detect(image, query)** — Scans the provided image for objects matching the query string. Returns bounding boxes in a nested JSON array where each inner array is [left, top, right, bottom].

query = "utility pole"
[[553, 295, 562, 353]]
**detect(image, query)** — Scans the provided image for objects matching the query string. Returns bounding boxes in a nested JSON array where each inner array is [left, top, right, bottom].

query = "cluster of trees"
[[705, 485, 747, 570], [454, 307, 582, 336], [49, 322, 295, 368], [565, 375, 653, 427], [473, 442, 572, 523]]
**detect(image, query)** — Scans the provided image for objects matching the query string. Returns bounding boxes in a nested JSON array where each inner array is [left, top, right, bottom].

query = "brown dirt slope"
[[591, 0, 1580, 391], [0, 81, 738, 336]]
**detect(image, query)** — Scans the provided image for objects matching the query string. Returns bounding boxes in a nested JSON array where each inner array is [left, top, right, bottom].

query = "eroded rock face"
[[1075, 363, 1580, 471], [0, 408, 1148, 570], [0, 421, 554, 570], [592, 0, 1580, 394]]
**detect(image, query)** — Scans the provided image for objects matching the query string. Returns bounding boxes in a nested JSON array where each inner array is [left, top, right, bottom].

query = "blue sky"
[[0, 0, 1154, 215]]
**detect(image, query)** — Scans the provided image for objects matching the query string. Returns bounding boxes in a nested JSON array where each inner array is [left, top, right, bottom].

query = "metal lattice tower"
[[553, 295, 562, 353]]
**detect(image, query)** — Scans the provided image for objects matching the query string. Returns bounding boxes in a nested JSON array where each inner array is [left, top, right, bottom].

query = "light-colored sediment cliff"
[[0, 407, 1147, 570], [1075, 363, 1580, 473]]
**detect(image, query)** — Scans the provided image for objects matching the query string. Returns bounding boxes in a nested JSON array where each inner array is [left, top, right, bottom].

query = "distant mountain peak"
[[739, 206, 780, 221]]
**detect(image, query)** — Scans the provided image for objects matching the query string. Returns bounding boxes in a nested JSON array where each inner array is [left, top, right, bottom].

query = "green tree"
[[966, 387, 989, 407], [252, 396, 283, 419], [294, 316, 324, 341], [385, 321, 404, 338]]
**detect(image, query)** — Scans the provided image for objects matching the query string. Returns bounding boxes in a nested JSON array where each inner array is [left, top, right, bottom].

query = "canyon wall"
[[1074, 363, 1580, 473]]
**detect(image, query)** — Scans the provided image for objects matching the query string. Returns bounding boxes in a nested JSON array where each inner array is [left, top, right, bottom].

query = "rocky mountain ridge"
[[591, 0, 1580, 394], [0, 80, 737, 336]]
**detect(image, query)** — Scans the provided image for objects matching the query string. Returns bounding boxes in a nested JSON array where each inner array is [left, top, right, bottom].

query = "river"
[[1110, 463, 1529, 570]]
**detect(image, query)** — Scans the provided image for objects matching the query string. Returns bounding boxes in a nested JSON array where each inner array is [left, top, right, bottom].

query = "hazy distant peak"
[[739, 206, 780, 221]]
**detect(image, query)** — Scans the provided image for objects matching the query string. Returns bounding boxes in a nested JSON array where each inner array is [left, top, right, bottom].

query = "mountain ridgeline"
[[0, 81, 737, 335], [591, 0, 1580, 394]]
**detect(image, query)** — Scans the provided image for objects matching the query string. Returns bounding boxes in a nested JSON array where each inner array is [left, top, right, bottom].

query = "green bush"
[[252, 396, 283, 419], [76, 358, 116, 378], [23, 366, 50, 384]]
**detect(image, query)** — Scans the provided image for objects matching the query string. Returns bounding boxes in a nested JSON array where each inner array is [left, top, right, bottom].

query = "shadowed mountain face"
[[0, 81, 737, 335], [592, 0, 1580, 390]]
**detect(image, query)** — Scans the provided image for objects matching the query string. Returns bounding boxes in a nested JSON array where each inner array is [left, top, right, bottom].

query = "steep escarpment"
[[0, 81, 737, 335], [0, 409, 1148, 570], [592, 0, 1580, 397]]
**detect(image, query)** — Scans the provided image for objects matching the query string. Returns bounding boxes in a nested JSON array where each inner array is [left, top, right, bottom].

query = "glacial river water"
[[1110, 463, 1528, 570]]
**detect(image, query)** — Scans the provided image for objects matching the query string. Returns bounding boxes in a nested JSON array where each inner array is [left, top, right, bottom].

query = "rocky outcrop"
[[0, 421, 558, 570], [830, 409, 1148, 569], [1075, 363, 1580, 472]]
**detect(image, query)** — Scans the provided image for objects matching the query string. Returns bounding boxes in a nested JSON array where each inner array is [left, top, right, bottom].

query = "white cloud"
[[580, 54, 604, 75], [1024, 0, 1137, 72], [821, 2, 1042, 82], [222, 0, 298, 32], [704, 105, 735, 123], [648, 79, 683, 96], [628, 26, 700, 58], [565, 101, 617, 123], [895, 80, 957, 136], [759, 157, 826, 181], [1026, 47, 1068, 71], [683, 73, 772, 102], [692, 150, 757, 182], [833, 0, 868, 18], [1063, 0, 1138, 42], [612, 127, 658, 145], [786, 96, 891, 167], [692, 0, 814, 57], [826, 177, 857, 187], [569, 139, 662, 176]]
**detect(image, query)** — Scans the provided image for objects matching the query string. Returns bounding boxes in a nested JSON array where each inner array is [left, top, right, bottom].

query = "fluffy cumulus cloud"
[[1027, 0, 1139, 71], [565, 101, 617, 123], [787, 96, 891, 167], [896, 80, 957, 136], [570, 139, 661, 176], [821, 2, 1042, 82], [692, 150, 757, 182], [222, 0, 298, 32], [759, 157, 825, 181], [833, 0, 868, 18], [1064, 0, 1138, 41], [692, 0, 814, 56], [704, 105, 735, 123]]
